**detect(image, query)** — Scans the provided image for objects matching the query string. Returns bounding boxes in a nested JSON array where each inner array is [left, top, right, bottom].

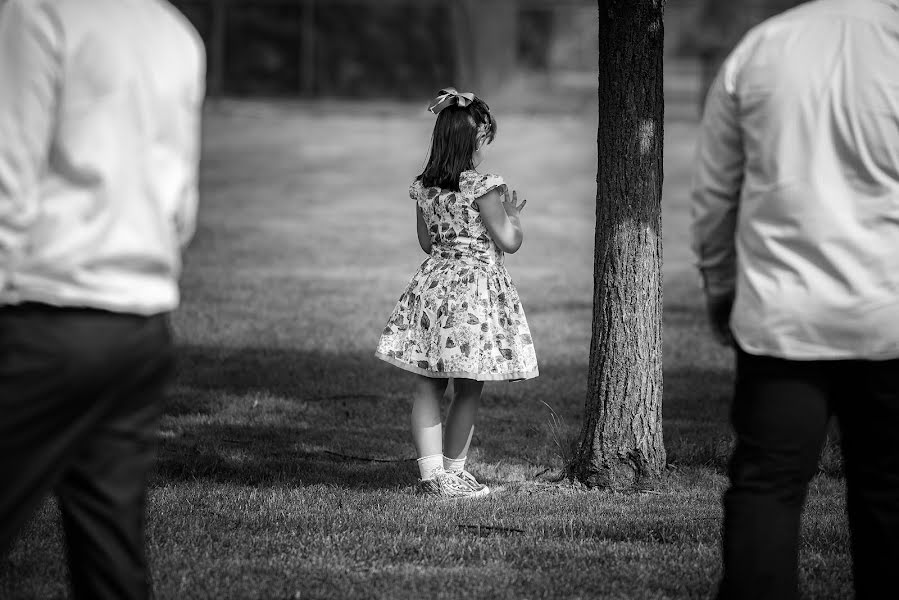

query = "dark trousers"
[[717, 347, 899, 600], [0, 303, 173, 600]]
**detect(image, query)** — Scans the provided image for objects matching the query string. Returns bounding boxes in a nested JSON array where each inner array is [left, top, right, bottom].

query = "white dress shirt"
[[691, 0, 899, 360], [0, 0, 205, 315]]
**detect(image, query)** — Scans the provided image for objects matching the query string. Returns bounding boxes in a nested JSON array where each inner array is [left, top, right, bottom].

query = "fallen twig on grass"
[[324, 450, 415, 463], [314, 394, 386, 402], [458, 524, 525, 536]]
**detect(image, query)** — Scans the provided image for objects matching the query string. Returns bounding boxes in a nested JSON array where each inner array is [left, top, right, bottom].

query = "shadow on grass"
[[156, 345, 418, 490], [153, 434, 414, 491], [172, 344, 409, 400], [156, 342, 756, 489]]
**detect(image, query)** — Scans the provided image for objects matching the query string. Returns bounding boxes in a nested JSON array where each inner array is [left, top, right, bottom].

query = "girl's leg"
[[411, 375, 449, 479], [443, 378, 485, 462]]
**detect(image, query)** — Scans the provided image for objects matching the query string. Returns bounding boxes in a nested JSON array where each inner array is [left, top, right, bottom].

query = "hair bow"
[[427, 87, 477, 115]]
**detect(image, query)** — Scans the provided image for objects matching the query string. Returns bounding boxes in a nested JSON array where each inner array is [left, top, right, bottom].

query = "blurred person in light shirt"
[[0, 1, 205, 599], [691, 0, 899, 598]]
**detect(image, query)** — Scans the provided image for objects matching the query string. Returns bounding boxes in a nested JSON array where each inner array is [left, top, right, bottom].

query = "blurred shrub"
[[676, 0, 807, 57], [312, 2, 454, 97], [226, 3, 302, 95], [172, 0, 455, 97], [546, 7, 596, 72], [519, 8, 554, 70]]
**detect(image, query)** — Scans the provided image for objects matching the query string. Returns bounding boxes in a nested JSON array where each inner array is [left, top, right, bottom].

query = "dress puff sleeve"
[[409, 179, 423, 200], [463, 172, 507, 200]]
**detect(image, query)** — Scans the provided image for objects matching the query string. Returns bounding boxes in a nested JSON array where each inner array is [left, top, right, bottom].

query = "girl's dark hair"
[[418, 98, 497, 191]]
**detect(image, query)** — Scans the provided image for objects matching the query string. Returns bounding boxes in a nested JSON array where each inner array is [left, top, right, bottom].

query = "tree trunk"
[[571, 0, 666, 489]]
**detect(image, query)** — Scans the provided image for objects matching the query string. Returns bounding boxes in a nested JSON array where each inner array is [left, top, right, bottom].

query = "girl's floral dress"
[[375, 171, 539, 381]]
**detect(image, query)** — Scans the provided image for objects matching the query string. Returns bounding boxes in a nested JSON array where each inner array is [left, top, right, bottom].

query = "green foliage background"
[[174, 1, 457, 96]]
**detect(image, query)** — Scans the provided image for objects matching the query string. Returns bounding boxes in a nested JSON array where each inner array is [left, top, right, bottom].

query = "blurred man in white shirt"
[[691, 1, 899, 598], [0, 1, 205, 598]]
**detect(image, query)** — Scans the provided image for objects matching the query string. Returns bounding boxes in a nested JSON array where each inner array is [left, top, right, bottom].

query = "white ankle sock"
[[443, 456, 466, 473], [417, 454, 444, 480]]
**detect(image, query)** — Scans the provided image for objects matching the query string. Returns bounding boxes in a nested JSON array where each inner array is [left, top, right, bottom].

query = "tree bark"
[[572, 0, 666, 489]]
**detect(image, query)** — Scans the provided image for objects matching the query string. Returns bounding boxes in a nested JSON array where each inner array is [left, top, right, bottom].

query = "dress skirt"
[[375, 253, 538, 381]]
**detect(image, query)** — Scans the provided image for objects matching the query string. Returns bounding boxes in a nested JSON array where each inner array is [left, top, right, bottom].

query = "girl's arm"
[[416, 204, 432, 254], [474, 187, 527, 253]]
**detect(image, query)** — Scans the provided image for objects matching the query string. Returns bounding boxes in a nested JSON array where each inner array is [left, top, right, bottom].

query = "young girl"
[[375, 87, 539, 498]]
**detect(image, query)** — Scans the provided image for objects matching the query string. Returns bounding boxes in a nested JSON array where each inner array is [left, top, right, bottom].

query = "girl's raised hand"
[[502, 188, 527, 218], [474, 185, 525, 253]]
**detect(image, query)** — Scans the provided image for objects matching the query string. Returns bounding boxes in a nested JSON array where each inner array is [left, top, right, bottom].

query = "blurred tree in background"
[[170, 0, 807, 100], [172, 0, 512, 98]]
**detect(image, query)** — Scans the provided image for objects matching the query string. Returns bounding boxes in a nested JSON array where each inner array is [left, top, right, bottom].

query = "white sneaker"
[[418, 468, 488, 498], [454, 469, 490, 496]]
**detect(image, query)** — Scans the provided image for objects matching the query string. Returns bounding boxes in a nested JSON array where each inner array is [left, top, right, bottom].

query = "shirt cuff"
[[699, 268, 736, 298]]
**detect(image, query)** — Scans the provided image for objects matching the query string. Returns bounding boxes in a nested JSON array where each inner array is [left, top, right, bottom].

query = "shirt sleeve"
[[0, 1, 61, 253], [175, 40, 206, 248], [689, 52, 745, 298]]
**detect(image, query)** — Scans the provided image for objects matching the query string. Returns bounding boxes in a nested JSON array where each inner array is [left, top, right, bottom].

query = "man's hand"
[[706, 290, 736, 347]]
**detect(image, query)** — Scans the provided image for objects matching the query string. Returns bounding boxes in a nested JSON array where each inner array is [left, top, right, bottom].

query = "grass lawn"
[[1, 67, 851, 599]]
